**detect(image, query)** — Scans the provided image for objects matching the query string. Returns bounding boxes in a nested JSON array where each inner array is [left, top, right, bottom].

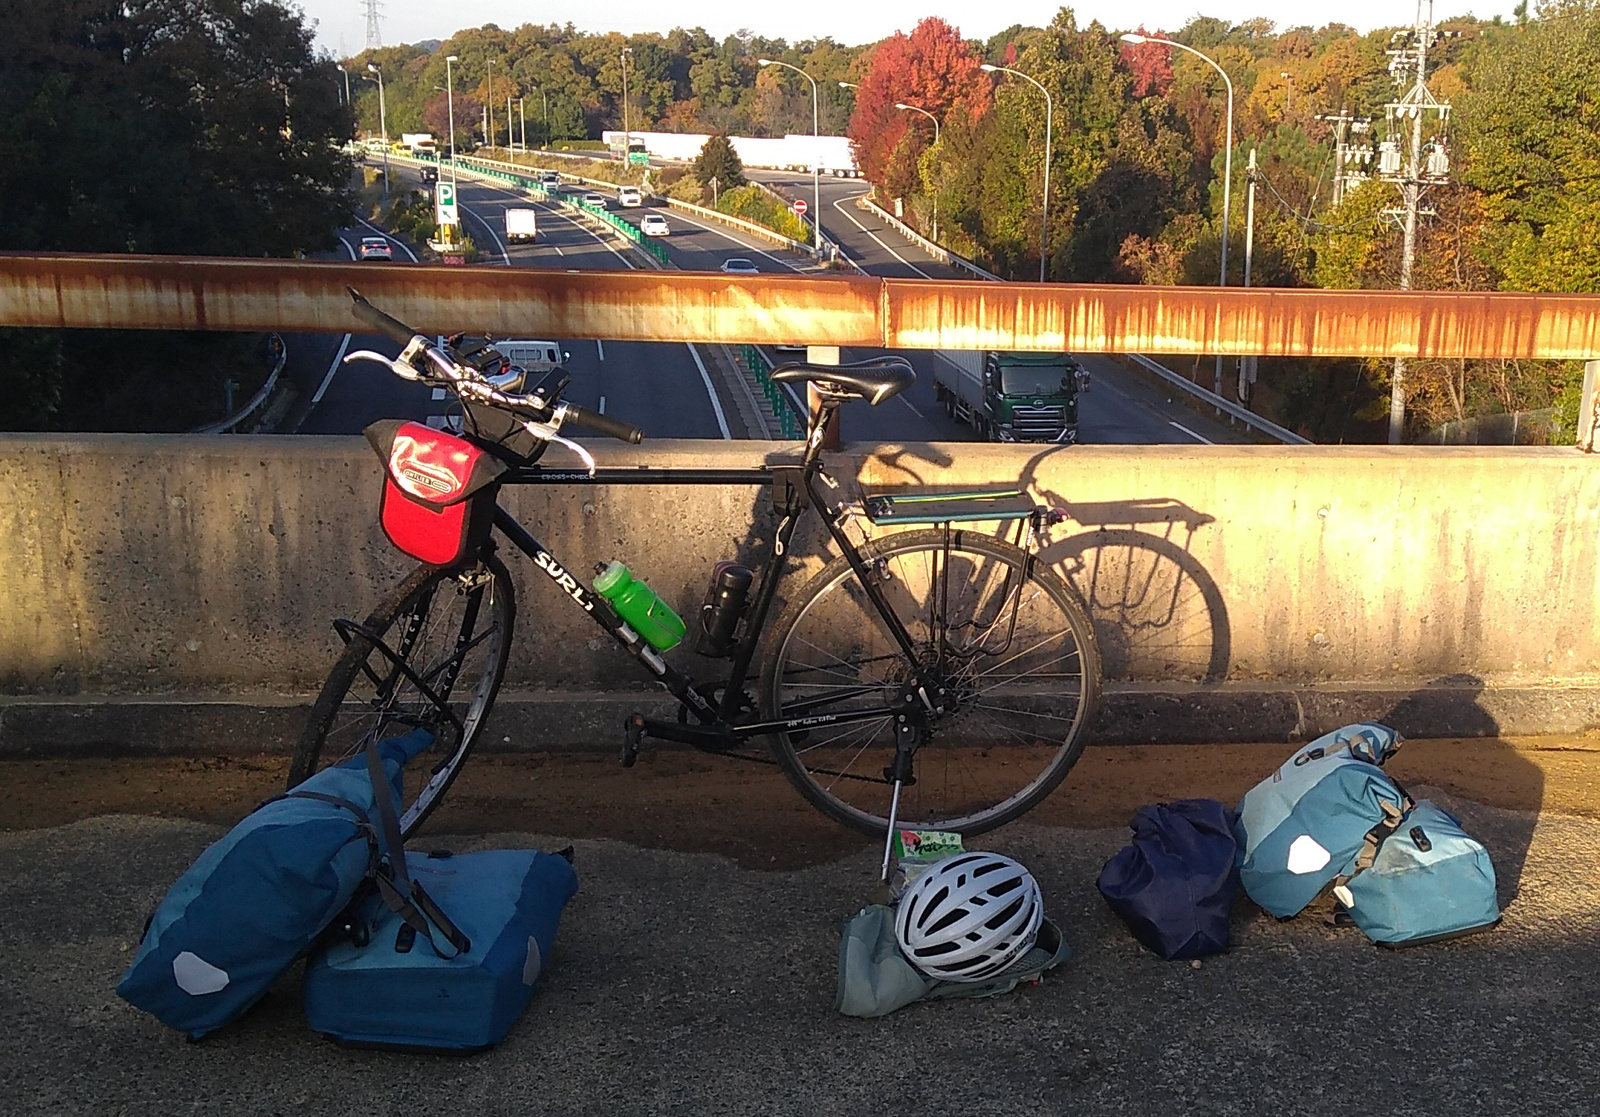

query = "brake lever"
[[343, 349, 423, 381], [519, 418, 597, 476]]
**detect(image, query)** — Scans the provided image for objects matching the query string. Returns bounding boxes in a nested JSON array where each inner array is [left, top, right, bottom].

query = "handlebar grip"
[[347, 288, 419, 347], [564, 404, 643, 444]]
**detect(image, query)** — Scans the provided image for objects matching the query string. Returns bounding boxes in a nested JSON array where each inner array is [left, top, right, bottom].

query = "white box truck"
[[933, 350, 1090, 443], [505, 208, 538, 243]]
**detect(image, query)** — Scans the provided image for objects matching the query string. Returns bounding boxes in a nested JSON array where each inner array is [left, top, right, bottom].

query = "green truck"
[[933, 350, 1090, 443]]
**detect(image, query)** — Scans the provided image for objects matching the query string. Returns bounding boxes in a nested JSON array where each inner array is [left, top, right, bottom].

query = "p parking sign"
[[435, 181, 459, 226]]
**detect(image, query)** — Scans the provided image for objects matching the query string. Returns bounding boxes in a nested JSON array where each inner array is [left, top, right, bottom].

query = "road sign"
[[435, 181, 459, 226], [792, 198, 808, 216]]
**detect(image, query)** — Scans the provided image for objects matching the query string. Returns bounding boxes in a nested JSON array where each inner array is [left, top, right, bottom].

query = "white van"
[[617, 186, 642, 208], [495, 340, 567, 373]]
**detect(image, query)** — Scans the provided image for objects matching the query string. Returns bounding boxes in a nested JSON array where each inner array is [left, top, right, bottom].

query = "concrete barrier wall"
[[4, 435, 1598, 750]]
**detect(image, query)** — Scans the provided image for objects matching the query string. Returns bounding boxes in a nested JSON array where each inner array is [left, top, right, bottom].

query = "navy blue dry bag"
[[1097, 798, 1241, 960]]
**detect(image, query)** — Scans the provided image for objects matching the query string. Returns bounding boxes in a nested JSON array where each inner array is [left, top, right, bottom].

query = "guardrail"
[[191, 333, 287, 434], [737, 345, 805, 438], [658, 196, 815, 257], [1126, 354, 1311, 444], [12, 256, 1600, 360], [857, 193, 1004, 282]]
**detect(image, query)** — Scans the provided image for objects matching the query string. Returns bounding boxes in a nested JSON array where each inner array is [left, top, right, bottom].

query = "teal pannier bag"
[[1235, 723, 1409, 918], [1340, 799, 1500, 946], [303, 847, 579, 1052], [116, 729, 434, 1039]]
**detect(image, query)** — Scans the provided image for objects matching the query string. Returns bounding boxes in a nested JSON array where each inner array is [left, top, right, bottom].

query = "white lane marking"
[[899, 395, 925, 419], [686, 343, 732, 440], [311, 332, 353, 405], [598, 395, 607, 414], [662, 210, 801, 272], [311, 237, 359, 406], [471, 179, 635, 270], [431, 387, 448, 400], [460, 203, 512, 265], [1169, 421, 1214, 444], [830, 191, 932, 278], [596, 339, 606, 361], [355, 216, 418, 261]]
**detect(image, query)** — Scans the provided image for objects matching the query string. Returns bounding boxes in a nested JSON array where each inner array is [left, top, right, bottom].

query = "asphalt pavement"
[[5, 783, 1595, 1116]]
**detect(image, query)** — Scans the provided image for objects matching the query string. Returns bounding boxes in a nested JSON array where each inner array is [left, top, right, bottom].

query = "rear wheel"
[[759, 530, 1099, 836], [289, 557, 515, 837]]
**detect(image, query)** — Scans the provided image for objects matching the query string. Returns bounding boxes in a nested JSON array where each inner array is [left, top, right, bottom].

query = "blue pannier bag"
[[116, 729, 435, 1039], [303, 847, 579, 1052], [1097, 798, 1241, 960], [1339, 799, 1500, 946], [1235, 723, 1410, 918]]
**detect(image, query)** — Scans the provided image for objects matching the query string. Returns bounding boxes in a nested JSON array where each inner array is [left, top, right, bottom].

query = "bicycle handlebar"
[[348, 289, 418, 347], [560, 403, 643, 444], [345, 287, 644, 445]]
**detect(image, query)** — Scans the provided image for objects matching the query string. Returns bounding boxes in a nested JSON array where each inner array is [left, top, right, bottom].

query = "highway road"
[[281, 160, 1251, 446]]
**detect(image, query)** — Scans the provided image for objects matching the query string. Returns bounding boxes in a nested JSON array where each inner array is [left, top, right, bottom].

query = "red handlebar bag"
[[364, 421, 507, 566]]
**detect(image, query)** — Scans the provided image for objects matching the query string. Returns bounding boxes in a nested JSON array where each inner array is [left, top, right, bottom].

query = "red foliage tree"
[[1120, 27, 1174, 98], [847, 18, 990, 192]]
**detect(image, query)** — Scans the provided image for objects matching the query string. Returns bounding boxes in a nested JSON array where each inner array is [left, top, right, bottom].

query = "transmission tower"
[[1378, 0, 1455, 444], [362, 0, 383, 51]]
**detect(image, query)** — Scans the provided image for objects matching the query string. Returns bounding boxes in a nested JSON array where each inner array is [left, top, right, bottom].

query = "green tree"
[[0, 0, 352, 257], [693, 134, 747, 190]]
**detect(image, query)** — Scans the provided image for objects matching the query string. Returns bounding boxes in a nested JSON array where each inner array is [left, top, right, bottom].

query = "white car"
[[580, 192, 607, 208], [639, 214, 670, 237], [720, 257, 759, 275], [358, 236, 393, 261], [617, 186, 642, 207], [539, 172, 561, 188]]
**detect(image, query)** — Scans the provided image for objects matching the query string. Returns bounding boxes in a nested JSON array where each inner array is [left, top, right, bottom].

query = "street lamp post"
[[620, 48, 632, 166], [894, 102, 941, 242], [444, 55, 459, 190], [486, 58, 494, 151], [508, 95, 514, 152], [337, 65, 350, 106], [539, 87, 549, 145], [759, 58, 822, 256], [981, 64, 1052, 283], [519, 96, 526, 152], [1122, 33, 1234, 397], [367, 63, 388, 196]]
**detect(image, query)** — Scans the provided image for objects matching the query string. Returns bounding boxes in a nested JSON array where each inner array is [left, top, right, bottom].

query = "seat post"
[[805, 344, 843, 450]]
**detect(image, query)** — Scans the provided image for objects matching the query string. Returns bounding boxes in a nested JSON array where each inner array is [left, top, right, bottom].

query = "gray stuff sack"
[[835, 904, 1070, 1018]]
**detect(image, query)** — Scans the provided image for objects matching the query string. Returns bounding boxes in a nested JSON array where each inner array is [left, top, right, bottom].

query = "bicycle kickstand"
[[879, 716, 921, 883]]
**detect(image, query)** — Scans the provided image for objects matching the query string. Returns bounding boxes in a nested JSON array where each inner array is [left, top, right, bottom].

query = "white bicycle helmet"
[[895, 852, 1044, 983]]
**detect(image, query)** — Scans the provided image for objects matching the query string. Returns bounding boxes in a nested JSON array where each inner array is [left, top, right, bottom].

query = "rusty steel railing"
[[5, 253, 1600, 359]]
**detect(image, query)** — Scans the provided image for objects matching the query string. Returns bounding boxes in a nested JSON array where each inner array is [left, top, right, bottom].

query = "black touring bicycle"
[[289, 291, 1101, 859]]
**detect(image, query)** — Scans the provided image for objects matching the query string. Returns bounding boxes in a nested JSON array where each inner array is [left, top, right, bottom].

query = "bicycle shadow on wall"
[[1038, 498, 1232, 687]]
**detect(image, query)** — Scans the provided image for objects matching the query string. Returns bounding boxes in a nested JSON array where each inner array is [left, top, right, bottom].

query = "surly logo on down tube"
[[534, 551, 594, 611]]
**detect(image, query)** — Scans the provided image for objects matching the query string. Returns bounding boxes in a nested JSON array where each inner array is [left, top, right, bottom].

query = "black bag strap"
[[364, 739, 472, 959], [1330, 775, 1418, 909]]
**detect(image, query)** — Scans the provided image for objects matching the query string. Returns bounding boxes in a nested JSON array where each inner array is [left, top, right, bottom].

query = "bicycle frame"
[[480, 432, 943, 754]]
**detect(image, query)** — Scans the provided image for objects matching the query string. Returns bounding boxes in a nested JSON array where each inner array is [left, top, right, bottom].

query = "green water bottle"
[[593, 561, 687, 651]]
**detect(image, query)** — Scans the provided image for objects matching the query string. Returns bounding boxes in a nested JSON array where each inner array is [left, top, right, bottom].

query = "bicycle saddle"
[[769, 357, 916, 406]]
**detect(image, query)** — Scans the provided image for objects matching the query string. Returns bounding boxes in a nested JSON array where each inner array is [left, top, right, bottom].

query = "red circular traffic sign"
[[792, 198, 808, 215]]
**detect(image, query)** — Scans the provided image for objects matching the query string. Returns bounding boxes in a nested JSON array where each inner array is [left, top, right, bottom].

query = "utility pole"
[[1240, 147, 1258, 407], [620, 48, 632, 165], [1317, 110, 1374, 208], [1379, 0, 1454, 444], [486, 58, 494, 152]]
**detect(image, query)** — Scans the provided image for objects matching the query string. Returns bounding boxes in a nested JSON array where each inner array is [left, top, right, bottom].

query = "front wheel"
[[759, 530, 1100, 836], [289, 557, 516, 837]]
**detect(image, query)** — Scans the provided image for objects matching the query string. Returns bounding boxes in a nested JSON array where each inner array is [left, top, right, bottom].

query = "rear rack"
[[861, 488, 1036, 526]]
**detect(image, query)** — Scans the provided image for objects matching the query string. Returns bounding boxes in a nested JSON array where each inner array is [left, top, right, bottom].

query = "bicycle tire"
[[759, 529, 1100, 836], [289, 556, 516, 837]]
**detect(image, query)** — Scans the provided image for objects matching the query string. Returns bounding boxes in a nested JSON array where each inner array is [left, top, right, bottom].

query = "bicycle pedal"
[[622, 713, 646, 768]]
